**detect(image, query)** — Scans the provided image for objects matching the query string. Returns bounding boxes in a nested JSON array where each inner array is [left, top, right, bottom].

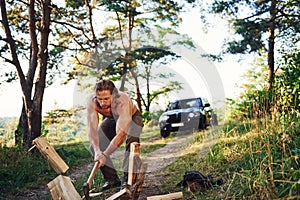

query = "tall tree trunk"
[[130, 69, 143, 112], [20, 105, 29, 146], [9, 0, 52, 147], [267, 0, 276, 91], [120, 65, 127, 91], [146, 65, 151, 112], [15, 106, 27, 147]]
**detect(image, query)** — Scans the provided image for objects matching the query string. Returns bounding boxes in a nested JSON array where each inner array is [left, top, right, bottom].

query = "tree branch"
[[28, 0, 39, 90], [0, 54, 14, 65], [0, 0, 28, 92], [116, 11, 127, 51], [52, 19, 95, 48], [85, 0, 98, 48]]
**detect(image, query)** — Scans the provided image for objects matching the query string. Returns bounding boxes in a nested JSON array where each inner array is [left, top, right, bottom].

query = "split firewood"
[[47, 175, 81, 200], [128, 142, 141, 185], [146, 192, 183, 200], [33, 137, 69, 174]]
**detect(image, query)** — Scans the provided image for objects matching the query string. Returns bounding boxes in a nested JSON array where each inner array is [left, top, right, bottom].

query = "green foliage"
[[0, 141, 91, 196], [225, 88, 271, 121], [42, 107, 85, 144], [227, 19, 266, 54], [274, 50, 300, 115], [206, 0, 300, 91], [65, 0, 85, 9], [55, 142, 92, 167], [215, 118, 300, 198], [191, 51, 300, 199], [0, 117, 18, 147], [142, 110, 164, 124], [63, 0, 194, 110], [134, 47, 179, 65], [209, 0, 300, 54]]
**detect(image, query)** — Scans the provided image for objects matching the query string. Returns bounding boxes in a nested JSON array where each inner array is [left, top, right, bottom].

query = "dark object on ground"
[[100, 180, 121, 191], [159, 97, 216, 138], [176, 170, 223, 192]]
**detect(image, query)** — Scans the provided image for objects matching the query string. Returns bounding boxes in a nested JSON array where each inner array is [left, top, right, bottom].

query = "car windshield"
[[168, 98, 203, 110], [180, 99, 200, 109]]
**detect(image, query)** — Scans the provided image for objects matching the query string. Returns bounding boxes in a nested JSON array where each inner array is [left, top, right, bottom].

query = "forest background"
[[0, 0, 300, 199]]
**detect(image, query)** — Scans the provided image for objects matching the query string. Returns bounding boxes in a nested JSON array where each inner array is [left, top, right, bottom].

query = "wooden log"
[[33, 137, 69, 174], [146, 192, 183, 200], [135, 163, 148, 191], [105, 188, 128, 200], [107, 143, 147, 200], [128, 142, 140, 186], [132, 162, 148, 200], [47, 175, 81, 200], [107, 142, 148, 200]]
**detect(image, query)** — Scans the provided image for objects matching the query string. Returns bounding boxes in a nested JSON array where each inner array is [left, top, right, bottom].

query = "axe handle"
[[87, 161, 100, 186]]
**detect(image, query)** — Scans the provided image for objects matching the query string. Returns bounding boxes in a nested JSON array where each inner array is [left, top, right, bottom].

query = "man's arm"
[[102, 123, 128, 157], [87, 98, 101, 158], [103, 93, 132, 157]]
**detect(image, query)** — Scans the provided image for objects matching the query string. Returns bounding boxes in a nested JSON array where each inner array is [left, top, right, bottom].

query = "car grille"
[[168, 112, 191, 123], [167, 113, 181, 123]]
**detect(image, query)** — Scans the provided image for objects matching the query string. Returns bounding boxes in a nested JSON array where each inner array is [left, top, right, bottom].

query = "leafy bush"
[[209, 51, 300, 198], [274, 51, 300, 116], [142, 110, 164, 126]]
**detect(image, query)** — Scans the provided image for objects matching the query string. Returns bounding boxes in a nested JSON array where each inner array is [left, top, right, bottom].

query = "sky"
[[165, 11, 253, 108], [0, 7, 252, 118]]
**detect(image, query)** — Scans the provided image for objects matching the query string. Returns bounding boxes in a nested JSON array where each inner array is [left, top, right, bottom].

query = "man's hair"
[[94, 79, 118, 95]]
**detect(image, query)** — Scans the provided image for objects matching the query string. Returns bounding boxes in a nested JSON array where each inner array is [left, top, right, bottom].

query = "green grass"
[[140, 126, 176, 155], [0, 147, 55, 195], [140, 125, 161, 141], [0, 141, 92, 197], [159, 116, 300, 199]]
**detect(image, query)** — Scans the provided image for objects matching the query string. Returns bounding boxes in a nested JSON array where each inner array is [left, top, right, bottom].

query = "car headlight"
[[188, 112, 195, 118], [188, 112, 200, 118], [159, 115, 169, 122]]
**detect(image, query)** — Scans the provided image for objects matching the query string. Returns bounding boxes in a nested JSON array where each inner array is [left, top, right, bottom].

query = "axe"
[[83, 161, 100, 200]]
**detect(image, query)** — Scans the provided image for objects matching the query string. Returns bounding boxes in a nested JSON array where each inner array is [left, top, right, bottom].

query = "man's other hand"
[[94, 151, 107, 167]]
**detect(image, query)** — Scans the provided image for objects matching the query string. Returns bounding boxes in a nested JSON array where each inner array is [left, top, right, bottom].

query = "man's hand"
[[94, 151, 107, 168]]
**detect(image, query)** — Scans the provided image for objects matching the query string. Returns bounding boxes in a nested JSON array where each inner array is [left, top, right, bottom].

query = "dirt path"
[[138, 132, 195, 199], [7, 128, 219, 200], [139, 128, 219, 199]]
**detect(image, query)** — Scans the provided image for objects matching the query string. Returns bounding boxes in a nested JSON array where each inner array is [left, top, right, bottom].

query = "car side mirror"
[[204, 103, 210, 107]]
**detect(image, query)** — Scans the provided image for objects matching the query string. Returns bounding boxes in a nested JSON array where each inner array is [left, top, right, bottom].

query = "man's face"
[[96, 90, 112, 109]]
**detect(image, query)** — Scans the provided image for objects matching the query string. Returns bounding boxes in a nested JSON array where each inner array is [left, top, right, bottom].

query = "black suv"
[[158, 97, 215, 138]]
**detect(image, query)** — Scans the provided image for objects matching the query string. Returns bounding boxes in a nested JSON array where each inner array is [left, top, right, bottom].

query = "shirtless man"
[[87, 79, 143, 191]]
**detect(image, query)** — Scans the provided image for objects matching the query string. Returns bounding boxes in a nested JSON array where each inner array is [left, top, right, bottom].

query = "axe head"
[[83, 182, 90, 200]]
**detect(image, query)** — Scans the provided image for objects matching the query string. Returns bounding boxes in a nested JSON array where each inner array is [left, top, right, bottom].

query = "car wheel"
[[198, 115, 206, 130], [211, 113, 218, 126], [160, 128, 170, 138]]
